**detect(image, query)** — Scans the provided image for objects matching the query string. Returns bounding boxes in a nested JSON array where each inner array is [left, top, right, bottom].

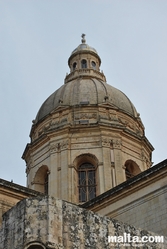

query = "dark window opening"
[[125, 168, 134, 180], [73, 62, 77, 70], [44, 174, 48, 194], [81, 59, 87, 69], [28, 246, 44, 249], [78, 163, 96, 202], [125, 160, 141, 180], [91, 61, 96, 69]]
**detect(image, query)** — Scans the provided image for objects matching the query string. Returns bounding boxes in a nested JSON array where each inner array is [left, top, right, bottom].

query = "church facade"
[[0, 35, 167, 248]]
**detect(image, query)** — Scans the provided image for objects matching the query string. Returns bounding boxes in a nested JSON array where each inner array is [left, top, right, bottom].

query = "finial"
[[81, 33, 86, 44]]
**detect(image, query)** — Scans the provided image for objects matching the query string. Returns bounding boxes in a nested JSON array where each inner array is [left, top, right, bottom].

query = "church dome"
[[35, 34, 138, 123], [71, 33, 98, 56], [71, 42, 98, 56], [23, 35, 153, 204], [35, 79, 138, 123]]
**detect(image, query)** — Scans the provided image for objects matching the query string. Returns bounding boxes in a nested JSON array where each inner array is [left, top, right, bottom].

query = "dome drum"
[[29, 102, 145, 146]]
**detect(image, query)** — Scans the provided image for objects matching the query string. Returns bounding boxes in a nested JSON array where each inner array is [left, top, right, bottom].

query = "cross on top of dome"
[[81, 34, 86, 44]]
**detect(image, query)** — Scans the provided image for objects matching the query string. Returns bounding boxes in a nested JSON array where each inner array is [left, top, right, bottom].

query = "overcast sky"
[[0, 0, 167, 186]]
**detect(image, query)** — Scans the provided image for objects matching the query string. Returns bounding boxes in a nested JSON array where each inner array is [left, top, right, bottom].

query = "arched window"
[[78, 163, 96, 202], [81, 59, 87, 69], [125, 160, 141, 180], [73, 62, 77, 71], [91, 61, 96, 69], [33, 165, 49, 194]]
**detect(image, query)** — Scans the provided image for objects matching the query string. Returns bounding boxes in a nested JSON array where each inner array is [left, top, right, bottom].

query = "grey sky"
[[0, 0, 167, 186]]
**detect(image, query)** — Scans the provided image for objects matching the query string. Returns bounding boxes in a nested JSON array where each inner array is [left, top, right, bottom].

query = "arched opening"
[[25, 242, 45, 249], [125, 160, 141, 180], [78, 163, 96, 202], [81, 59, 87, 69], [74, 153, 98, 203], [73, 62, 77, 71], [91, 61, 96, 69], [27, 246, 44, 249], [33, 165, 49, 194]]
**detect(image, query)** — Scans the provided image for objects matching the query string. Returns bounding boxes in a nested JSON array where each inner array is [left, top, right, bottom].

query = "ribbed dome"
[[68, 34, 101, 67], [35, 78, 138, 123], [71, 34, 98, 56], [35, 35, 138, 124], [71, 43, 98, 56]]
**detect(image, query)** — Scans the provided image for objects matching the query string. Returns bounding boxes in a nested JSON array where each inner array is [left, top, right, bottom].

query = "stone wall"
[[0, 196, 166, 248], [109, 184, 167, 237]]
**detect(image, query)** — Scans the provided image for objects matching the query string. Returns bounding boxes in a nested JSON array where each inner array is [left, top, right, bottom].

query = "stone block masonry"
[[0, 196, 166, 248]]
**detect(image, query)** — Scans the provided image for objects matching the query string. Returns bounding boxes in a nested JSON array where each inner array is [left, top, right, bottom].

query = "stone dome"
[[71, 43, 98, 56], [35, 34, 138, 123], [35, 78, 138, 123], [71, 33, 98, 56]]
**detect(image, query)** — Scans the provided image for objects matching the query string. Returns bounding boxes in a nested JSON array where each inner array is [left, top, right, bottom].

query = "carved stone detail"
[[113, 139, 122, 149], [49, 143, 60, 153], [50, 115, 68, 128], [99, 108, 118, 122], [61, 139, 69, 150], [118, 117, 143, 136], [33, 112, 71, 141], [74, 112, 97, 120], [49, 139, 69, 154], [101, 138, 112, 147]]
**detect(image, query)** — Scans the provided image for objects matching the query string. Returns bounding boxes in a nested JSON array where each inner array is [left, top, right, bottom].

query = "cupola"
[[65, 34, 106, 83]]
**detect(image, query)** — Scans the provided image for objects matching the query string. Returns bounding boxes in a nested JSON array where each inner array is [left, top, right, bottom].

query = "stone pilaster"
[[113, 139, 124, 185], [97, 162, 105, 195], [101, 138, 113, 192], [60, 139, 69, 201]]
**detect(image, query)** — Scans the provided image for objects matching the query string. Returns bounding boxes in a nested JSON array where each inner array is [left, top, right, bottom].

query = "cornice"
[[0, 179, 42, 199]]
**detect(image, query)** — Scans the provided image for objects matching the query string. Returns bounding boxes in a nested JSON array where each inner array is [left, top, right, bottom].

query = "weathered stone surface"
[[0, 196, 166, 248]]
